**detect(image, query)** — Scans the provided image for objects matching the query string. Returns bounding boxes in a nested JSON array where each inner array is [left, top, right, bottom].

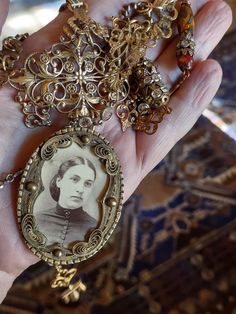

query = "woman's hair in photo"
[[50, 156, 96, 202]]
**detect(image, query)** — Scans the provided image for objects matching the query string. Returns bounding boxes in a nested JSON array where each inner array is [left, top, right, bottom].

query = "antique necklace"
[[0, 0, 195, 302]]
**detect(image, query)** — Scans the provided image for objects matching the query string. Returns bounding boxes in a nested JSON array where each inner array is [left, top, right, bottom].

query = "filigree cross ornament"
[[0, 0, 195, 301], [51, 267, 87, 302]]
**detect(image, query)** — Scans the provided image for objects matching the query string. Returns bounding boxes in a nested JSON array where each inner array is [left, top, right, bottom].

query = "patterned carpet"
[[1, 10, 236, 314]]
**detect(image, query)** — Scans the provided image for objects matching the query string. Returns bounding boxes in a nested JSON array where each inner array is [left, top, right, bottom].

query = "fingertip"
[[201, 0, 233, 27], [195, 0, 233, 61], [190, 59, 223, 113], [214, 0, 233, 30], [196, 59, 223, 91]]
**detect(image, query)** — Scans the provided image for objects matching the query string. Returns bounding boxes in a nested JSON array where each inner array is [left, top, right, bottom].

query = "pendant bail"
[[67, 109, 94, 129]]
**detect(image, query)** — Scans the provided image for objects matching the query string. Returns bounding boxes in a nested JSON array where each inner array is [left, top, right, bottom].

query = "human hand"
[[0, 0, 232, 299]]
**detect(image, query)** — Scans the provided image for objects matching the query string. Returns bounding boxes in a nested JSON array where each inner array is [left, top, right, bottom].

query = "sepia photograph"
[[34, 142, 108, 247]]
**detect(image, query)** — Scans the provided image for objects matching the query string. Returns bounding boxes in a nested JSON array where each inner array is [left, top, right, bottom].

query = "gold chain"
[[0, 170, 24, 190], [0, 33, 28, 87]]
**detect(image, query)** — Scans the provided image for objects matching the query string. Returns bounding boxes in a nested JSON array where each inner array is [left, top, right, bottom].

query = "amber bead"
[[177, 53, 193, 72], [177, 2, 195, 33]]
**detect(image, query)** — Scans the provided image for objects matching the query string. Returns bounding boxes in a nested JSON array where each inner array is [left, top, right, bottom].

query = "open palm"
[[0, 0, 232, 299]]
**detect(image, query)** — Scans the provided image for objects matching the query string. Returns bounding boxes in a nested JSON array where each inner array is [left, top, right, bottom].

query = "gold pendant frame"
[[17, 127, 123, 266]]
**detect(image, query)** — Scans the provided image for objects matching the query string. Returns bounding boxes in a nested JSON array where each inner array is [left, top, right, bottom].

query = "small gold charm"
[[51, 266, 77, 288], [134, 106, 172, 135], [116, 59, 171, 134], [61, 280, 87, 303], [51, 266, 87, 303]]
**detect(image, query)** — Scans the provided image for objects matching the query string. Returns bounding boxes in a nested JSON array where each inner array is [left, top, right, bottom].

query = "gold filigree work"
[[8, 1, 178, 132], [9, 40, 111, 127], [117, 59, 171, 133], [9, 5, 113, 128], [51, 266, 87, 302], [51, 267, 77, 288]]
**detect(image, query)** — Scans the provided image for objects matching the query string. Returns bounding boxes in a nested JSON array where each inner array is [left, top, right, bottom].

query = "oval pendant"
[[17, 127, 123, 266]]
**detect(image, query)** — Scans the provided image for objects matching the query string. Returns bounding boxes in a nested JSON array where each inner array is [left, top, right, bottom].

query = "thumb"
[[0, 0, 9, 34]]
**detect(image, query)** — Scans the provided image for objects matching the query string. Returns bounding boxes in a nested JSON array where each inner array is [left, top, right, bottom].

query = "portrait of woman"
[[35, 156, 99, 247]]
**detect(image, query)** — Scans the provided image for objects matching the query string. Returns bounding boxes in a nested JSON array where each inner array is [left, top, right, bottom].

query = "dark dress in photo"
[[35, 205, 98, 246]]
